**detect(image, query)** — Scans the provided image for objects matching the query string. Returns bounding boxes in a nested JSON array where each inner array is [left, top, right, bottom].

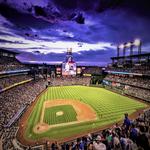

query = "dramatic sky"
[[0, 0, 150, 66]]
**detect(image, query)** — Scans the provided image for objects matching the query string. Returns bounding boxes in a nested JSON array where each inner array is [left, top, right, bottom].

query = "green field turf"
[[25, 86, 147, 141], [43, 105, 77, 125]]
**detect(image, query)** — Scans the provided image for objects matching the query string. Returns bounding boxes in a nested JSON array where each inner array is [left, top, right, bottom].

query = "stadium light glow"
[[119, 44, 124, 49], [134, 39, 141, 46], [126, 42, 132, 47]]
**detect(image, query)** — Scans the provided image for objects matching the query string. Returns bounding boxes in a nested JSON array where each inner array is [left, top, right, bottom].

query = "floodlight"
[[126, 42, 131, 47], [119, 44, 124, 49], [134, 39, 141, 46]]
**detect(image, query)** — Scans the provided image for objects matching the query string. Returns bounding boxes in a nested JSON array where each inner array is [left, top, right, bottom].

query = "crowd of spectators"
[[1, 124, 19, 150], [0, 79, 46, 150], [51, 77, 91, 86], [103, 74, 150, 102], [125, 87, 150, 102], [49, 109, 150, 150], [0, 56, 28, 72], [0, 74, 33, 90], [82, 67, 102, 75], [104, 74, 150, 90]]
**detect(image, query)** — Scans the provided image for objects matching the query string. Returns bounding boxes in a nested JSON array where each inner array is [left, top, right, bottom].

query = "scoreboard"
[[62, 48, 77, 76], [62, 62, 76, 76]]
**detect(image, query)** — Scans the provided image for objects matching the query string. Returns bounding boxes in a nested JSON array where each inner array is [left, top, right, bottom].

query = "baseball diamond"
[[18, 86, 147, 145]]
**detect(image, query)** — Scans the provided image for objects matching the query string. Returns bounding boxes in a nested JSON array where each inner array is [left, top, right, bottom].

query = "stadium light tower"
[[118, 44, 124, 64], [119, 44, 124, 49], [134, 39, 141, 46], [119, 43, 126, 64], [126, 42, 133, 64], [123, 43, 126, 57], [134, 39, 141, 54], [117, 46, 120, 58], [126, 42, 131, 48], [134, 39, 142, 62]]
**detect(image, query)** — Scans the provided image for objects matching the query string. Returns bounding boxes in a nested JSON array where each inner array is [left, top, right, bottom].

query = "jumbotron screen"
[[62, 62, 76, 75]]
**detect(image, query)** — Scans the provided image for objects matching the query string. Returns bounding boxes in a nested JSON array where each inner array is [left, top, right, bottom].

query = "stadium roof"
[[111, 53, 150, 59], [0, 48, 19, 55]]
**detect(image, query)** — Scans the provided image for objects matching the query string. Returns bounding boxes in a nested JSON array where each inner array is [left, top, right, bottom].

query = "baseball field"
[[19, 86, 147, 144]]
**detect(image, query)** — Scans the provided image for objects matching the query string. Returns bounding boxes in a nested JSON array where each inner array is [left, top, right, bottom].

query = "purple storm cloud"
[[0, 0, 150, 66]]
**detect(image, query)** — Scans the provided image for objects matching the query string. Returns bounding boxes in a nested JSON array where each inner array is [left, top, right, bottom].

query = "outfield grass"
[[43, 105, 77, 125], [25, 86, 147, 140]]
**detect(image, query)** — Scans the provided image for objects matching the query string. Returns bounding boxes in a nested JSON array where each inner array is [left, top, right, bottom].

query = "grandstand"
[[104, 41, 150, 103], [0, 49, 29, 72]]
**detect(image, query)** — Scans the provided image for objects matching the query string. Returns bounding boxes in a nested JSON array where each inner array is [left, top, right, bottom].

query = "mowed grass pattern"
[[25, 86, 147, 140], [43, 105, 77, 125]]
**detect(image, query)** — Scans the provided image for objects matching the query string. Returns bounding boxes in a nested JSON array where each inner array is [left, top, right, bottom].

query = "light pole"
[[119, 44, 125, 64], [117, 46, 120, 58], [134, 39, 142, 63], [126, 42, 133, 65]]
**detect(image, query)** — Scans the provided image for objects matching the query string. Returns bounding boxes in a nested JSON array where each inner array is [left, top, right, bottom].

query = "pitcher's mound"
[[56, 111, 64, 116]]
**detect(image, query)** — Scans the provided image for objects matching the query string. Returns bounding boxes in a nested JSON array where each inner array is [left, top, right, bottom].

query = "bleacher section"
[[0, 49, 47, 149], [82, 66, 102, 75], [0, 74, 33, 91], [104, 74, 150, 90], [0, 56, 28, 72], [0, 80, 46, 149], [50, 77, 91, 86], [103, 74, 150, 102], [104, 53, 150, 102], [4, 105, 27, 128]]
